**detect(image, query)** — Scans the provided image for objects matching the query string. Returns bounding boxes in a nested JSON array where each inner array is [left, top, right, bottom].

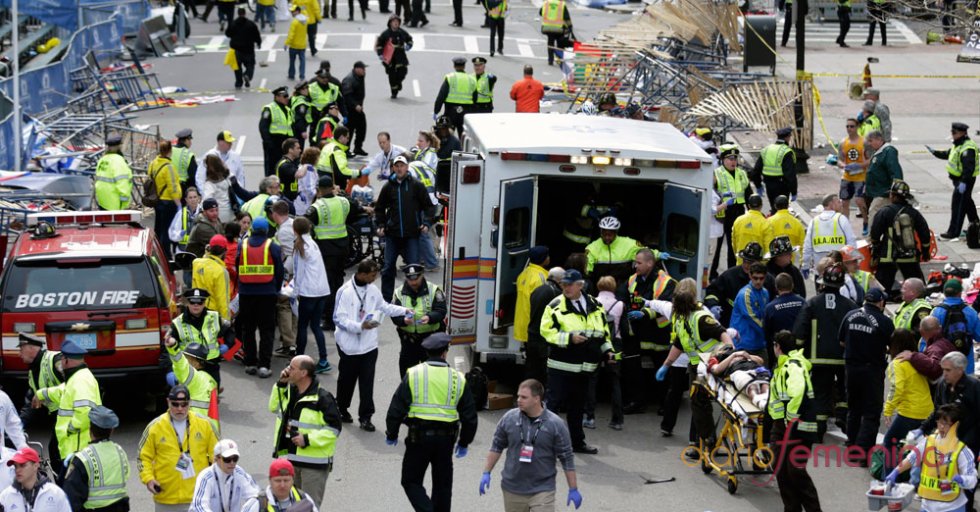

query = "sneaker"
[[582, 417, 596, 429], [340, 411, 354, 423], [316, 360, 333, 374], [258, 367, 272, 378], [354, 148, 369, 156], [609, 422, 624, 431], [684, 445, 699, 459], [939, 232, 958, 241], [359, 420, 376, 432], [661, 429, 673, 437], [274, 346, 292, 358], [245, 366, 258, 375]]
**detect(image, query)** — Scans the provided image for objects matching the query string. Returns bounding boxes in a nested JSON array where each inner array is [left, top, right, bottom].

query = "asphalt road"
[[31, 1, 963, 510]]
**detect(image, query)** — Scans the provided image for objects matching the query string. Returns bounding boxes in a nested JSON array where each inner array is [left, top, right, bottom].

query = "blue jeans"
[[418, 229, 439, 268], [882, 414, 923, 473], [254, 4, 275, 29], [297, 295, 328, 360], [288, 48, 306, 80], [381, 235, 419, 301]]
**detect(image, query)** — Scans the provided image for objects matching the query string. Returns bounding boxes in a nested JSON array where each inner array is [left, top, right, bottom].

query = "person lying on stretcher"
[[706, 344, 771, 409]]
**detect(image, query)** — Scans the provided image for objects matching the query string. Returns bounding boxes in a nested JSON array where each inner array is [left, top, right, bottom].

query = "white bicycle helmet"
[[598, 216, 621, 231], [579, 100, 598, 116]]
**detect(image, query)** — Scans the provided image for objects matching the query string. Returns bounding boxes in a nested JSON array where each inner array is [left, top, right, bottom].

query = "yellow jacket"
[[294, 0, 322, 22], [765, 209, 806, 265], [883, 359, 934, 420], [732, 210, 772, 265], [149, 156, 182, 202], [285, 16, 308, 50], [514, 263, 548, 342], [192, 254, 231, 320], [137, 411, 218, 505]]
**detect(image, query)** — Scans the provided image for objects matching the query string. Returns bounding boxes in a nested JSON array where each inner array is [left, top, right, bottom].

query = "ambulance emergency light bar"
[[26, 211, 143, 227], [499, 152, 700, 169]]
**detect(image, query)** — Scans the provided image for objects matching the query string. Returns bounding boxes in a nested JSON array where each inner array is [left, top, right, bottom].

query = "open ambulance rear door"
[[490, 176, 537, 333], [444, 153, 484, 344], [660, 182, 707, 282]]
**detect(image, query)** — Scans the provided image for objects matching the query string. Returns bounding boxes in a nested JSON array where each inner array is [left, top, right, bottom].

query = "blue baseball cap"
[[61, 339, 88, 358], [561, 269, 584, 284], [89, 406, 120, 429], [251, 217, 270, 234]]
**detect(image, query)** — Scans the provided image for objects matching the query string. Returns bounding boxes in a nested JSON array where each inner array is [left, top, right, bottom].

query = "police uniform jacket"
[[839, 304, 894, 367], [385, 358, 479, 443]]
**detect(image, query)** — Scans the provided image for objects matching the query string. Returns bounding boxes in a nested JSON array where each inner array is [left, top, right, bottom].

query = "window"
[[503, 207, 530, 250], [3, 258, 159, 312], [665, 214, 698, 256]]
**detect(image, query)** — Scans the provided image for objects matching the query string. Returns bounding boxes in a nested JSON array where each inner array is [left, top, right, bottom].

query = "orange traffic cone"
[[208, 388, 220, 424]]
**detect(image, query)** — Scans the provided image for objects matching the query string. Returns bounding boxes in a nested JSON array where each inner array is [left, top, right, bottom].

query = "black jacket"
[[766, 260, 807, 298], [375, 174, 433, 238], [869, 201, 931, 261], [375, 27, 413, 67], [385, 359, 479, 445], [792, 290, 858, 363], [341, 71, 366, 113], [528, 279, 562, 341], [839, 304, 893, 367], [225, 16, 261, 56], [391, 279, 448, 331], [272, 380, 343, 468], [920, 374, 980, 452]]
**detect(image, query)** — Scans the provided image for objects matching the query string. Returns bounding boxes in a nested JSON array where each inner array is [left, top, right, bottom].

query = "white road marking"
[[234, 135, 246, 155], [262, 34, 279, 48], [517, 41, 533, 57], [361, 34, 376, 50], [413, 34, 425, 51], [315, 33, 328, 49], [267, 49, 278, 62], [259, 78, 268, 90], [201, 36, 226, 51], [413, 79, 421, 97], [464, 35, 479, 53], [891, 19, 923, 45]]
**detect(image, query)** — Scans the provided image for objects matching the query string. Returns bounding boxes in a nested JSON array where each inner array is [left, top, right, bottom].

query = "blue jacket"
[[236, 234, 285, 296], [764, 292, 805, 344], [731, 283, 769, 352], [931, 297, 979, 374]]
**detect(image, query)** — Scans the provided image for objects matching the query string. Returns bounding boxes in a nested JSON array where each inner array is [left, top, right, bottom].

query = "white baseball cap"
[[214, 439, 241, 459]]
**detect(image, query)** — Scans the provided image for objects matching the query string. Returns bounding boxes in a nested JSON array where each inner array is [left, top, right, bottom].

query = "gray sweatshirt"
[[490, 408, 574, 495]]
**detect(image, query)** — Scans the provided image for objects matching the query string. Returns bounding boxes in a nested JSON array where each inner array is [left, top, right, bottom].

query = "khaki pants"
[[294, 464, 329, 507], [277, 298, 297, 348], [503, 489, 556, 512], [867, 196, 890, 233]]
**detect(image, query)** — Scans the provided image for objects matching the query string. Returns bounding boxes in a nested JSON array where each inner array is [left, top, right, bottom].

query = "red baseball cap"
[[7, 447, 39, 466], [269, 458, 295, 477], [208, 235, 228, 251]]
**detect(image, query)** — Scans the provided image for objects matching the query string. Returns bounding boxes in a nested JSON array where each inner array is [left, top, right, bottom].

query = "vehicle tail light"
[[623, 167, 641, 176], [559, 165, 576, 173], [462, 165, 481, 184]]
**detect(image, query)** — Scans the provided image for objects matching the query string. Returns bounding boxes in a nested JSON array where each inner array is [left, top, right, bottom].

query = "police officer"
[[470, 57, 496, 114], [48, 339, 102, 479], [18, 332, 63, 425], [172, 128, 198, 193], [164, 339, 219, 427], [385, 333, 478, 512], [930, 122, 979, 240], [585, 216, 668, 285], [433, 57, 477, 136], [392, 264, 447, 377], [539, 269, 615, 455], [713, 143, 753, 274], [260, 86, 295, 178], [704, 242, 776, 327], [766, 236, 806, 298], [540, 0, 570, 66], [894, 277, 932, 333], [792, 263, 858, 439], [237, 217, 285, 378], [732, 194, 772, 266], [752, 127, 797, 208], [276, 138, 303, 202], [309, 68, 344, 130], [840, 288, 893, 456], [169, 288, 234, 387], [94, 134, 133, 211], [63, 406, 130, 512], [313, 102, 343, 146], [290, 82, 314, 147], [869, 180, 931, 292]]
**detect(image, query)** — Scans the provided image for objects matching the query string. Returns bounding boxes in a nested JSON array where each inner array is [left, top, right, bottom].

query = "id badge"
[[176, 453, 196, 479], [519, 444, 534, 463]]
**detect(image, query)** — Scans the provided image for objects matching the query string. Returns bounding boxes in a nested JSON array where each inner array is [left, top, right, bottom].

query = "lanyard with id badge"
[[172, 419, 197, 479], [519, 415, 542, 463]]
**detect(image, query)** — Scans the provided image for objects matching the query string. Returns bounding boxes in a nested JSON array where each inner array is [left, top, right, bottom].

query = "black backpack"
[[465, 366, 489, 411], [938, 303, 972, 356]]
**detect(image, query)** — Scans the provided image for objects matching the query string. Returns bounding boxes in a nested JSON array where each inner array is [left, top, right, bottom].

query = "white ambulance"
[[443, 113, 714, 365]]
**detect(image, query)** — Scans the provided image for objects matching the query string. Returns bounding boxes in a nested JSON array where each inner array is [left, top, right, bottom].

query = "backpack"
[[968, 222, 980, 249], [142, 170, 160, 208], [891, 206, 917, 258], [938, 303, 972, 356], [465, 366, 489, 411]]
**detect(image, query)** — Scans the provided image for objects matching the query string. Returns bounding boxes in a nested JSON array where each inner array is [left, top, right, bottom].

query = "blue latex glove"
[[385, 437, 398, 447], [885, 468, 899, 485], [721, 191, 734, 198], [361, 168, 372, 176], [910, 465, 921, 486], [567, 488, 583, 509], [165, 371, 177, 387], [802, 268, 810, 279], [709, 305, 722, 321], [432, 113, 439, 121], [479, 472, 491, 495], [757, 184, 765, 196], [219, 344, 229, 356], [656, 366, 669, 382], [724, 198, 735, 207], [627, 310, 645, 321], [658, 251, 671, 261], [953, 475, 966, 486], [455, 445, 468, 458], [958, 182, 967, 194], [790, 194, 797, 202]]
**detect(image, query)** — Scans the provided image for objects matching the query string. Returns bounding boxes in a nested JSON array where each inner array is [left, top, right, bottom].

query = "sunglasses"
[[222, 456, 239, 463], [170, 401, 189, 408], [846, 125, 856, 128]]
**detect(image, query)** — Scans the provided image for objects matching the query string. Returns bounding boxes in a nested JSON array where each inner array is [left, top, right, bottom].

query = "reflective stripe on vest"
[[446, 72, 475, 105], [172, 311, 222, 360], [488, 0, 507, 18], [273, 387, 340, 464], [761, 144, 792, 177], [474, 74, 493, 104], [541, 0, 565, 32], [290, 95, 313, 124], [242, 194, 270, 222], [812, 213, 846, 253], [313, 196, 350, 240], [918, 435, 965, 502], [171, 146, 193, 182], [179, 208, 191, 245], [265, 103, 293, 136], [714, 166, 750, 205], [407, 363, 464, 422], [672, 310, 719, 363], [277, 159, 299, 193], [946, 139, 980, 178], [78, 441, 129, 509], [895, 299, 932, 331], [240, 239, 274, 283], [309, 81, 340, 110], [395, 285, 442, 334]]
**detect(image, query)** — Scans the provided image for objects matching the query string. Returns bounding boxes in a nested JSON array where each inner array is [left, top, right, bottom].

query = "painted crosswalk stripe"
[[201, 36, 226, 51], [517, 41, 533, 57], [361, 34, 375, 50], [413, 34, 425, 51], [267, 49, 278, 62], [263, 34, 279, 48], [315, 33, 328, 49], [464, 35, 479, 53], [413, 79, 421, 97], [259, 78, 268, 90]]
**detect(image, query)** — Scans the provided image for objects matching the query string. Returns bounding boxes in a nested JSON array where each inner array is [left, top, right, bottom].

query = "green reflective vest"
[[309, 81, 340, 110], [56, 366, 102, 457], [178, 207, 191, 245], [895, 298, 932, 331], [30, 350, 63, 413], [541, 0, 565, 32], [323, 141, 353, 179], [713, 166, 750, 219], [474, 73, 493, 104], [672, 310, 721, 363], [94, 153, 133, 210], [541, 296, 613, 373], [852, 270, 872, 293], [947, 139, 980, 178], [290, 95, 314, 125], [760, 143, 793, 177], [264, 488, 303, 511], [242, 194, 271, 223], [445, 72, 476, 105], [76, 440, 130, 509], [168, 347, 218, 425], [407, 362, 466, 422], [584, 235, 641, 273], [395, 285, 442, 334], [767, 349, 818, 433], [172, 311, 222, 361], [270, 384, 340, 465], [171, 146, 193, 182], [264, 103, 294, 136], [857, 115, 881, 138], [313, 196, 351, 240], [487, 0, 507, 18]]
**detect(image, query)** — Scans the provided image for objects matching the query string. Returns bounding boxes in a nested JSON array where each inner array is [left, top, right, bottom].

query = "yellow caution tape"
[[809, 72, 980, 79], [810, 81, 839, 155]]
